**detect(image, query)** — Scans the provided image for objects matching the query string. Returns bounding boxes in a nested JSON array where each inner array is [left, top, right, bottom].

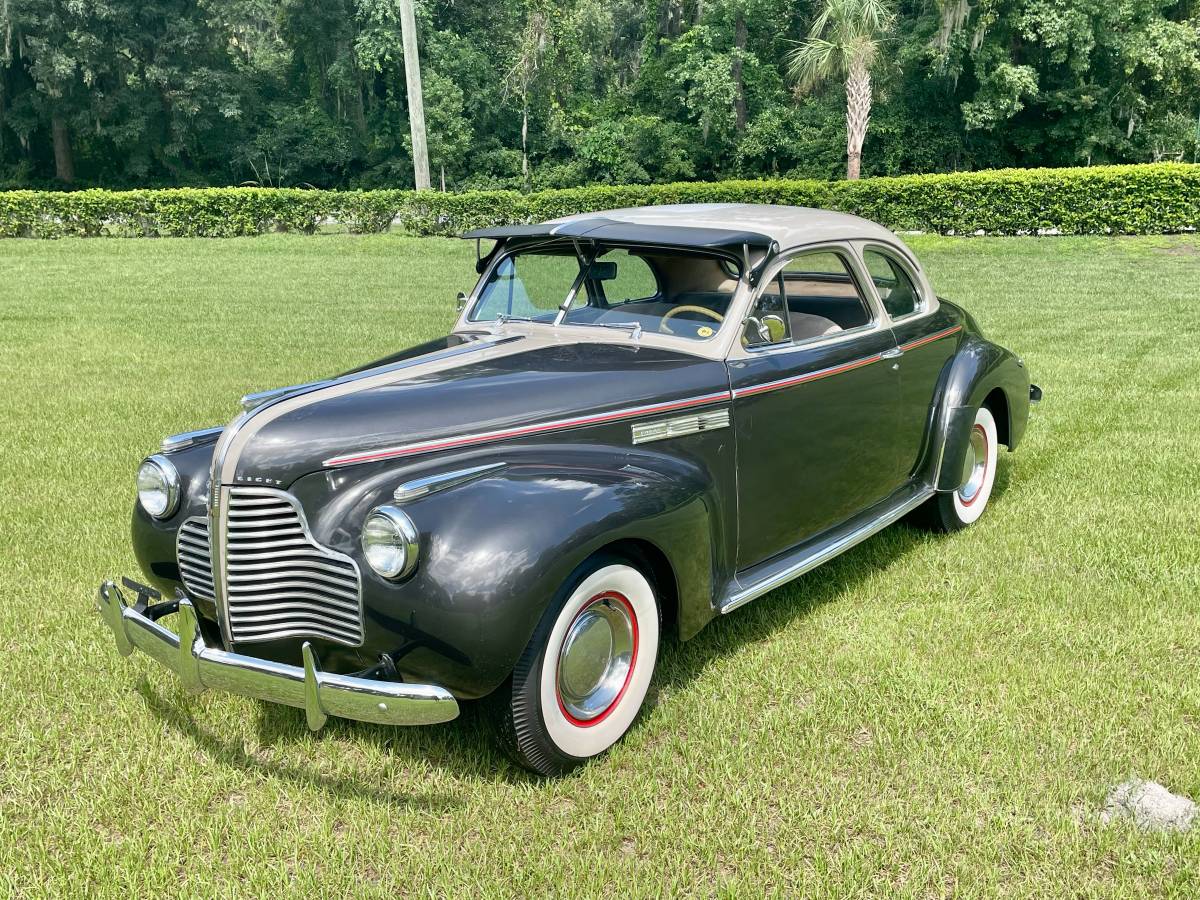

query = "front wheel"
[[495, 557, 660, 776], [914, 405, 999, 532]]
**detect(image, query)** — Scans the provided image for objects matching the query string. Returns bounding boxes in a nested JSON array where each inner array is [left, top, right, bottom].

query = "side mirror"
[[743, 316, 771, 344], [761, 314, 787, 343], [456, 291, 468, 313], [743, 314, 786, 346]]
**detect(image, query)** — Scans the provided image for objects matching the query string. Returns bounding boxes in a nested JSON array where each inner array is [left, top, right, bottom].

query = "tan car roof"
[[550, 203, 900, 251]]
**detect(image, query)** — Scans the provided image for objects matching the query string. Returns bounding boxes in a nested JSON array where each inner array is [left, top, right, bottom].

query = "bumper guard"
[[97, 580, 459, 729]]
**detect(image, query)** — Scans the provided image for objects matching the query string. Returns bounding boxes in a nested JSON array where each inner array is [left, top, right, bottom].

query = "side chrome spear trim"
[[392, 462, 508, 503]]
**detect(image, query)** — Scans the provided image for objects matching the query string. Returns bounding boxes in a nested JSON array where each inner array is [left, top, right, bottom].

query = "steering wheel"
[[659, 304, 724, 335]]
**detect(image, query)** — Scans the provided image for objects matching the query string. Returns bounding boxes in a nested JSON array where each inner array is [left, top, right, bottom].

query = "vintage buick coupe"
[[99, 204, 1039, 774]]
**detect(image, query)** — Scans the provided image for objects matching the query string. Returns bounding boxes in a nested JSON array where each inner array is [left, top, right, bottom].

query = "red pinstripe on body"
[[899, 324, 962, 352], [322, 389, 734, 467], [732, 353, 883, 399], [323, 325, 964, 467]]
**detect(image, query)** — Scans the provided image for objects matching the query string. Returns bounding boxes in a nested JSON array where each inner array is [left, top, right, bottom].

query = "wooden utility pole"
[[399, 0, 431, 190]]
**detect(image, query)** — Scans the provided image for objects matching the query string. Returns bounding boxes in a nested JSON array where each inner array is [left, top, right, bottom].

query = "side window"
[[863, 248, 922, 320], [779, 250, 871, 341], [743, 272, 790, 347], [592, 249, 659, 304]]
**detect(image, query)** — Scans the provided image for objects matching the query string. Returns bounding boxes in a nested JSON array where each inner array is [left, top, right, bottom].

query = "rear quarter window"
[[863, 248, 922, 320]]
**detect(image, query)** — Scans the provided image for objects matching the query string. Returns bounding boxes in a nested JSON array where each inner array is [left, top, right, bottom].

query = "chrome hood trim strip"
[[207, 334, 528, 644]]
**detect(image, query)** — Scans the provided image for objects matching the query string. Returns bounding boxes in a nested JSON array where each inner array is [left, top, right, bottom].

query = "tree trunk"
[[52, 115, 75, 184], [399, 0, 431, 190], [658, 0, 682, 39], [731, 10, 747, 134], [521, 98, 529, 191], [844, 60, 871, 180]]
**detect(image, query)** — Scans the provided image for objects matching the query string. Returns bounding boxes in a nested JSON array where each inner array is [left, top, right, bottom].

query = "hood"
[[226, 335, 730, 486]]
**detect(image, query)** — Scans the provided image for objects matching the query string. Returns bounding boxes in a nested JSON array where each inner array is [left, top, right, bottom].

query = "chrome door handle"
[[880, 348, 903, 359]]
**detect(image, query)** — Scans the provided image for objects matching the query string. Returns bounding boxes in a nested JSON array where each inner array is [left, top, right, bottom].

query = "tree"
[[2, 0, 1198, 189], [398, 0, 430, 189], [503, 3, 550, 190], [786, 0, 896, 179]]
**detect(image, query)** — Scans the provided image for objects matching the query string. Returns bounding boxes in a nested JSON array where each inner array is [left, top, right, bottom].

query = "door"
[[860, 245, 961, 481], [730, 247, 903, 571]]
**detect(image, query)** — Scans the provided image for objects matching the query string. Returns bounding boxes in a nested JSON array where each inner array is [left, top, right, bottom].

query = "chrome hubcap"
[[556, 595, 635, 722], [959, 425, 988, 504]]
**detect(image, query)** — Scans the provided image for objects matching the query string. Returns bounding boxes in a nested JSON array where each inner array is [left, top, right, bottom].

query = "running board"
[[719, 484, 934, 614]]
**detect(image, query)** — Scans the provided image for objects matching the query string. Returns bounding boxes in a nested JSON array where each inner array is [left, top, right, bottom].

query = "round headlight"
[[136, 454, 180, 519], [361, 505, 419, 580]]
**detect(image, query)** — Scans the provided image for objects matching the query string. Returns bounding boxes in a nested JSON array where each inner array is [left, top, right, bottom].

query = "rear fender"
[[925, 337, 1031, 492]]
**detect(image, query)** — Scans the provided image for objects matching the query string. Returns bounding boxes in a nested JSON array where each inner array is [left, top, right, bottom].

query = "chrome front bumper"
[[96, 580, 459, 729]]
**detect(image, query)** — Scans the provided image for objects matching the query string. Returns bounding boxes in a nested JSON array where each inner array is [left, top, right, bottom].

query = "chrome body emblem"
[[631, 408, 731, 445], [235, 474, 284, 486]]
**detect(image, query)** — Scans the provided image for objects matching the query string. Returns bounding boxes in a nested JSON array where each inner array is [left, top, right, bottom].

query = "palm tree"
[[786, 0, 896, 180]]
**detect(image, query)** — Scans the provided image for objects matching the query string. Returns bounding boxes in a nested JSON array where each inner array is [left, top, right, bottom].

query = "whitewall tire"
[[951, 406, 998, 525], [497, 557, 660, 775], [915, 405, 1000, 532]]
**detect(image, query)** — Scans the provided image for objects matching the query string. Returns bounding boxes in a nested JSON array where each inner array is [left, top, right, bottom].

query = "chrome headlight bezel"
[[360, 505, 419, 580], [136, 454, 181, 520]]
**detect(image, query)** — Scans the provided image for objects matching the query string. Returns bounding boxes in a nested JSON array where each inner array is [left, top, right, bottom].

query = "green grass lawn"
[[1, 233, 1199, 897]]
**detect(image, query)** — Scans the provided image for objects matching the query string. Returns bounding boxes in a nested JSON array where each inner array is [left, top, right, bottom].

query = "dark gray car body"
[[128, 206, 1034, 700]]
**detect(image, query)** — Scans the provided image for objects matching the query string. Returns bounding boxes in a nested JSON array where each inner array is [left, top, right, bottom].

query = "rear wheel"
[[914, 405, 999, 532], [495, 557, 660, 776]]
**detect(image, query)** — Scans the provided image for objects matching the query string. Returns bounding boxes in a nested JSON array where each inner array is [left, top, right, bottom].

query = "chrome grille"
[[222, 487, 363, 646], [177, 517, 216, 602]]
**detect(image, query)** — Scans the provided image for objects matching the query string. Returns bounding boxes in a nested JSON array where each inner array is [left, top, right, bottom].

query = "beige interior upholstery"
[[785, 278, 861, 299], [789, 312, 841, 340], [648, 254, 738, 296]]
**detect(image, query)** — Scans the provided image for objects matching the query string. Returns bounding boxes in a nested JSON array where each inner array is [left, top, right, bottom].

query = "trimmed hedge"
[[1, 163, 1198, 239], [0, 188, 409, 239]]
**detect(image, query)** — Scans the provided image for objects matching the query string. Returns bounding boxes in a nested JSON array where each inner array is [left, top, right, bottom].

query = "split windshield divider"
[[553, 239, 599, 325]]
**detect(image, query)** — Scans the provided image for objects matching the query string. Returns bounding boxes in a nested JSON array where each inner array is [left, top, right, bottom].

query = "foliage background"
[[1, 0, 1198, 191]]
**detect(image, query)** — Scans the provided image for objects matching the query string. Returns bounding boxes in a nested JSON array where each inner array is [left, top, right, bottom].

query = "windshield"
[[467, 243, 743, 341]]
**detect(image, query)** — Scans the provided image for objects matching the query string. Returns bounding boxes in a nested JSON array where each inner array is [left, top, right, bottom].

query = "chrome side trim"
[[162, 426, 224, 453], [393, 462, 508, 503], [732, 353, 883, 399], [719, 486, 934, 614], [898, 325, 962, 352], [323, 390, 734, 467], [97, 582, 459, 728], [631, 408, 730, 444]]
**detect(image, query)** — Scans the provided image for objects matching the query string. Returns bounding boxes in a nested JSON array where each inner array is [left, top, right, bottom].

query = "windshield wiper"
[[495, 314, 534, 325], [582, 321, 643, 339]]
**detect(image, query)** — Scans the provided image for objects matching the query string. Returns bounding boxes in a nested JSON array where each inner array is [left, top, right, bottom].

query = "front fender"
[[926, 336, 1031, 492], [294, 441, 727, 698]]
